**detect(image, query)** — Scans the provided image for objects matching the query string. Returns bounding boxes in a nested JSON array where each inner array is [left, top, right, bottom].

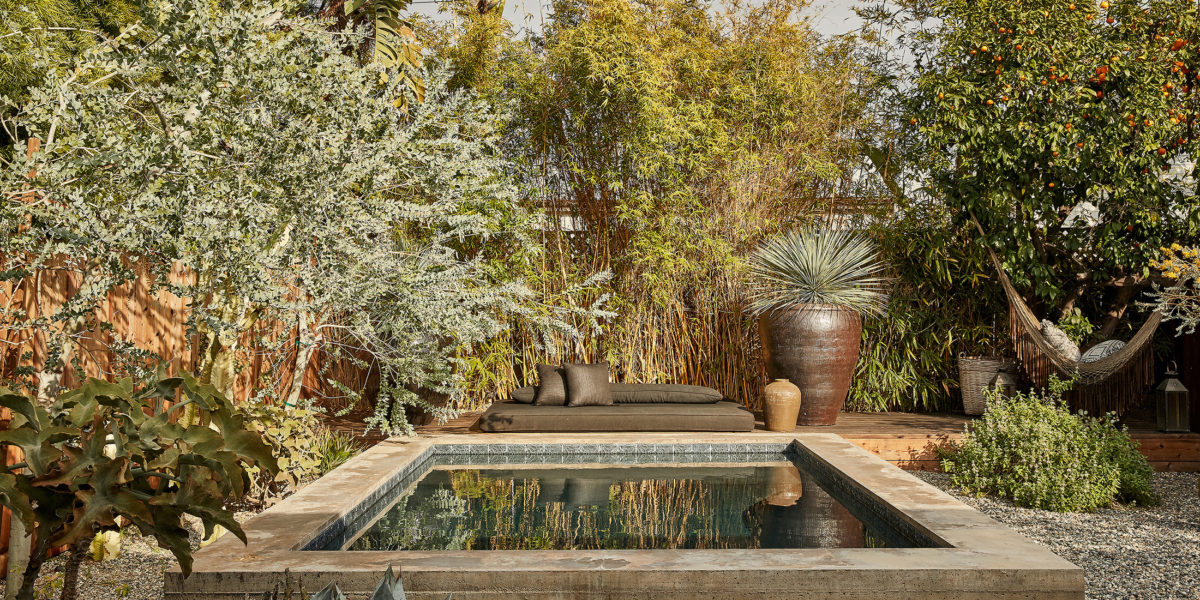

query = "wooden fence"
[[0, 264, 337, 577]]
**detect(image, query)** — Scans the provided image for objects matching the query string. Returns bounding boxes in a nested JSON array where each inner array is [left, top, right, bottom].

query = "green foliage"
[[314, 430, 364, 474], [850, 205, 1008, 412], [880, 0, 1200, 326], [237, 402, 363, 504], [1, 0, 599, 434], [0, 373, 276, 599], [1056, 307, 1096, 346], [0, 0, 138, 108], [1148, 244, 1200, 334], [238, 403, 327, 503], [425, 0, 874, 407], [942, 378, 1159, 512], [747, 228, 890, 317]]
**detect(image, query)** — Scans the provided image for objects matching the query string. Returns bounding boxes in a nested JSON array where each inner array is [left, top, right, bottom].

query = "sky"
[[410, 0, 867, 39]]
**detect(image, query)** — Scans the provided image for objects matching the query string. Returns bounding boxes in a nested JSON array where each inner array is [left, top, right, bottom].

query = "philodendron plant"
[[0, 372, 278, 600], [746, 228, 890, 318]]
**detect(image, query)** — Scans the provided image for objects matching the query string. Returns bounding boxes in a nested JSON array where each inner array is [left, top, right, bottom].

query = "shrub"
[[238, 403, 364, 504], [0, 373, 276, 600], [942, 379, 1158, 512]]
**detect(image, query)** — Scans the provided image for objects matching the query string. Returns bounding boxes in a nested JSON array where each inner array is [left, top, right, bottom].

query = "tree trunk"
[[187, 291, 259, 425], [284, 310, 319, 409], [1098, 280, 1144, 339], [3, 520, 29, 600], [57, 540, 88, 600], [13, 522, 51, 600]]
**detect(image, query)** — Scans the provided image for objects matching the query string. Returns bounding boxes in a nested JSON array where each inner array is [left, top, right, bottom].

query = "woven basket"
[[957, 354, 1019, 415]]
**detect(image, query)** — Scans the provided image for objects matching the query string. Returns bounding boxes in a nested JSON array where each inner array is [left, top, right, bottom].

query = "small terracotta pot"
[[763, 378, 802, 432], [759, 305, 862, 426]]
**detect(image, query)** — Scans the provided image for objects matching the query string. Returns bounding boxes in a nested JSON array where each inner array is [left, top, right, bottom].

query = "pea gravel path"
[[914, 471, 1200, 600], [0, 512, 256, 600]]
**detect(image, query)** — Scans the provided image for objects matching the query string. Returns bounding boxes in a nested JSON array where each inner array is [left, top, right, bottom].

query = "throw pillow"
[[510, 386, 536, 403], [565, 362, 613, 407], [533, 364, 568, 406], [1079, 339, 1125, 363], [1040, 319, 1081, 362]]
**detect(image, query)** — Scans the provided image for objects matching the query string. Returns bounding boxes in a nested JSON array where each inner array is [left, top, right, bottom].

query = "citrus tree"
[[890, 0, 1200, 336]]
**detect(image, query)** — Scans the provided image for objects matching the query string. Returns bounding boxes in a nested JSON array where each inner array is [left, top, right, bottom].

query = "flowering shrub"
[[1149, 244, 1200, 334], [942, 379, 1158, 512]]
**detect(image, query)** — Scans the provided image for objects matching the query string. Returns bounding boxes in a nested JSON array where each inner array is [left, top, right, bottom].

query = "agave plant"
[[746, 229, 890, 317]]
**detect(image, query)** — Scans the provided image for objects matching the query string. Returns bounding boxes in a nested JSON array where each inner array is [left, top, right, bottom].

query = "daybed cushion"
[[478, 400, 755, 432], [510, 383, 723, 404]]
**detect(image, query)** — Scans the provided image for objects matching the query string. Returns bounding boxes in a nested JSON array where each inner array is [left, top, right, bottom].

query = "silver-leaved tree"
[[0, 0, 607, 436]]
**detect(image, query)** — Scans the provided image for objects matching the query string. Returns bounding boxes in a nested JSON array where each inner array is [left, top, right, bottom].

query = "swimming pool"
[[169, 433, 1084, 599]]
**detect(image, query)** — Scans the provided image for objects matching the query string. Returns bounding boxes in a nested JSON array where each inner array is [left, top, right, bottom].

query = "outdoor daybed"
[[478, 383, 756, 433]]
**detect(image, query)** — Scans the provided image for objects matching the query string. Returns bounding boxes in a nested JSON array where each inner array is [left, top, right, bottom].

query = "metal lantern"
[[1156, 362, 1190, 433], [989, 370, 1019, 398]]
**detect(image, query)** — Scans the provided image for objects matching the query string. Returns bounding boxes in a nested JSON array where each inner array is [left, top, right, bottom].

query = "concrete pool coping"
[[167, 432, 1084, 599]]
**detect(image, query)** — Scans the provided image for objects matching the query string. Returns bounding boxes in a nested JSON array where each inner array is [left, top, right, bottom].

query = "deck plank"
[[316, 408, 1200, 472]]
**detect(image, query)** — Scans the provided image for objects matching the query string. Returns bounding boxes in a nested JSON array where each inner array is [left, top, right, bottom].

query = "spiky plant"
[[746, 229, 890, 318]]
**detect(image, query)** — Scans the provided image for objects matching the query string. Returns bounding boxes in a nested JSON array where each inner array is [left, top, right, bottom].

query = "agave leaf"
[[747, 229, 890, 318], [370, 565, 403, 600], [310, 582, 347, 600]]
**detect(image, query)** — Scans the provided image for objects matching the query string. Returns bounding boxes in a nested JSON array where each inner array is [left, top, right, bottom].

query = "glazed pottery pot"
[[763, 378, 802, 432], [759, 305, 862, 426]]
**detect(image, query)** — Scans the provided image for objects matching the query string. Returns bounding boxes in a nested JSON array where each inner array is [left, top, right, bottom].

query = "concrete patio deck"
[[345, 410, 1200, 472]]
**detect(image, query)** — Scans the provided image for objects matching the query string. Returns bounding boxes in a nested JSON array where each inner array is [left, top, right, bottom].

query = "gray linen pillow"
[[1080, 339, 1125, 363], [1039, 319, 1081, 362], [565, 362, 613, 407], [510, 386, 536, 403], [533, 364, 568, 406]]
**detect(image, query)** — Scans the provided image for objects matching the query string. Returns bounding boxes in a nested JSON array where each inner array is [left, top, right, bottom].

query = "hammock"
[[972, 215, 1160, 416]]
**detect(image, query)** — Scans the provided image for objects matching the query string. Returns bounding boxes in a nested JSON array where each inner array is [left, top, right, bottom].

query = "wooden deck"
[[393, 410, 1200, 472]]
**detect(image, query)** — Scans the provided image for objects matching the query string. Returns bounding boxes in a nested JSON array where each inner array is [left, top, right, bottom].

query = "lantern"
[[989, 370, 1019, 398], [1156, 362, 1190, 433]]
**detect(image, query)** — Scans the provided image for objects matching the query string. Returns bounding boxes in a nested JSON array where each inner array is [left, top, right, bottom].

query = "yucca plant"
[[746, 229, 890, 318]]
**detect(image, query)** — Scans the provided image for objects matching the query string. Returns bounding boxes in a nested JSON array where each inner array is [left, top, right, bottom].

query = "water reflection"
[[349, 464, 875, 551]]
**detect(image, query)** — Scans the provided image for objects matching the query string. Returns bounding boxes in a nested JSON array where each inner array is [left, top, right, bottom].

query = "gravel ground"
[[0, 512, 257, 600], [914, 471, 1200, 600]]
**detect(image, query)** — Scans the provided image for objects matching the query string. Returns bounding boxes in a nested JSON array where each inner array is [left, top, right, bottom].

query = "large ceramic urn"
[[758, 305, 862, 426]]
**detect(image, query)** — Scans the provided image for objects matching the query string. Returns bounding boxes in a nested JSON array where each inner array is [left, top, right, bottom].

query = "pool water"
[[346, 463, 894, 551]]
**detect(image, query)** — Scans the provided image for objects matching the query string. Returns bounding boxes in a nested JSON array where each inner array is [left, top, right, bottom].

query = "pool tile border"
[[169, 433, 1084, 600]]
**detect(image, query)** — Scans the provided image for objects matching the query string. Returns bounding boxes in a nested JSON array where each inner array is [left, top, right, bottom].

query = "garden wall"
[[0, 266, 338, 575]]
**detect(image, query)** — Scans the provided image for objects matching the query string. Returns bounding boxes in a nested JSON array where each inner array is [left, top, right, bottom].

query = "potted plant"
[[747, 229, 888, 425]]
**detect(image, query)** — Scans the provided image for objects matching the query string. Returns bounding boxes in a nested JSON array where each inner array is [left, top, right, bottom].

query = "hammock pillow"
[[1039, 319, 1081, 361], [1079, 339, 1126, 363]]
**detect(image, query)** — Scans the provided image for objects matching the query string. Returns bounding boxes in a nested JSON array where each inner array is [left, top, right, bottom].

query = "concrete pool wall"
[[166, 433, 1084, 599]]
